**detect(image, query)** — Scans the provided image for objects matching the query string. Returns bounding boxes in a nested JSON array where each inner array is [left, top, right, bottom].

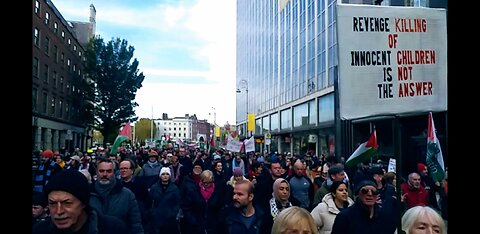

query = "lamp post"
[[210, 106, 216, 145], [236, 79, 249, 137]]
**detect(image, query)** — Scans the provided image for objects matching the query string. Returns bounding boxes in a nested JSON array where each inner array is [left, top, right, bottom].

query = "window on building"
[[73, 64, 76, 72], [52, 71, 57, 88], [32, 88, 38, 110], [53, 45, 58, 63], [43, 64, 49, 83], [174, 128, 176, 131], [54, 22, 58, 34], [73, 45, 77, 51], [44, 37, 50, 55], [78, 69, 81, 76], [164, 128, 167, 131], [59, 100, 63, 118], [61, 31, 65, 40], [169, 128, 171, 131], [50, 97, 56, 116], [78, 51, 82, 57], [60, 52, 65, 65], [184, 127, 186, 131], [34, 28, 40, 47], [65, 103, 69, 119], [33, 57, 39, 77], [66, 82, 70, 93], [68, 38, 71, 46], [67, 59, 71, 70], [184, 133, 186, 137], [35, 0, 40, 15], [72, 85, 75, 93], [60, 77, 64, 91], [45, 12, 50, 26], [173, 133, 176, 137], [42, 92, 48, 113]]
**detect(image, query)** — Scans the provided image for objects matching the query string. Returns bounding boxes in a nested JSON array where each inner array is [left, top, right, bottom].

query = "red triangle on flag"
[[119, 121, 132, 140], [365, 129, 379, 150]]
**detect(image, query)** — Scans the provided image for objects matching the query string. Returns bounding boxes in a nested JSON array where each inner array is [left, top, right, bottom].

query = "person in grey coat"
[[90, 158, 144, 234]]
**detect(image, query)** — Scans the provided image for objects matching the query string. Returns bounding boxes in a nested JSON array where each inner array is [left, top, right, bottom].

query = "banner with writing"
[[336, 4, 447, 120]]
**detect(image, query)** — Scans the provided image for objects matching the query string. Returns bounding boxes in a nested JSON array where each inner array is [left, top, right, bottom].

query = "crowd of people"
[[32, 145, 448, 234]]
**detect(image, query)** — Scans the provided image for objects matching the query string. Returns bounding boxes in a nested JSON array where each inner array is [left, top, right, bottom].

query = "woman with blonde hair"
[[272, 206, 319, 234], [401, 205, 447, 234], [310, 180, 354, 234]]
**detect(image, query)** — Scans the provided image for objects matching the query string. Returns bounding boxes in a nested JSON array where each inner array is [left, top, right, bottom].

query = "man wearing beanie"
[[90, 158, 144, 234], [33, 149, 62, 193], [331, 179, 397, 234], [32, 170, 127, 234], [148, 167, 180, 234]]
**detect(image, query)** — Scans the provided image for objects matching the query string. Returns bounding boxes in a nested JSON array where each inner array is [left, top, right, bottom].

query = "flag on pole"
[[345, 129, 378, 167], [110, 121, 131, 155], [426, 112, 445, 182]]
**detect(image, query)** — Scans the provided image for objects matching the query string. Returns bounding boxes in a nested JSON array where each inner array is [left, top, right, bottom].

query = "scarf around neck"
[[199, 181, 215, 202]]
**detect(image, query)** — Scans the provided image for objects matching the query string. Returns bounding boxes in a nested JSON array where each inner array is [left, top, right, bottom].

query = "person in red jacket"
[[401, 172, 428, 209]]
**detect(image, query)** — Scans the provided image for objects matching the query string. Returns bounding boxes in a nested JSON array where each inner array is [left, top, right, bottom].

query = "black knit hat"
[[43, 170, 90, 206], [193, 160, 204, 170], [354, 179, 377, 195]]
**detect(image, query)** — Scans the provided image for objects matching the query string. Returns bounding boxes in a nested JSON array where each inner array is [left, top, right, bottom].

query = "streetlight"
[[236, 79, 248, 137]]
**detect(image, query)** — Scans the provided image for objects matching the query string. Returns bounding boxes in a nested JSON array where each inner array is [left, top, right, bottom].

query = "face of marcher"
[[334, 184, 348, 203], [233, 183, 252, 209], [276, 181, 290, 202], [331, 171, 346, 182], [119, 161, 133, 180], [358, 185, 379, 207], [271, 163, 283, 178], [48, 191, 85, 230], [409, 214, 442, 234], [160, 172, 170, 183], [193, 165, 203, 175], [215, 162, 223, 172], [97, 162, 115, 185], [32, 205, 46, 218], [409, 173, 422, 189]]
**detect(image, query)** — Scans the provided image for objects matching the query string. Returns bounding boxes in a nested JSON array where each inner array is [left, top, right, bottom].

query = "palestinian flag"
[[110, 121, 131, 155], [345, 129, 378, 168], [426, 112, 445, 182]]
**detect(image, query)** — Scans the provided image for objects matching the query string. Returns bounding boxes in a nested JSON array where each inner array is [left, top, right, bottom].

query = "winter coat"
[[401, 182, 428, 208], [331, 201, 397, 234], [180, 176, 223, 234], [32, 209, 128, 234], [148, 181, 181, 233], [310, 193, 354, 234], [218, 205, 270, 234], [90, 179, 144, 234]]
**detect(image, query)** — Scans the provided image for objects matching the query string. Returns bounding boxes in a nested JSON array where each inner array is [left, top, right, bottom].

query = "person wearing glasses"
[[331, 180, 397, 234]]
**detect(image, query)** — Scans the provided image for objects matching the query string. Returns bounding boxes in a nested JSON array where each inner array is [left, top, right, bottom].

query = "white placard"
[[336, 4, 447, 120]]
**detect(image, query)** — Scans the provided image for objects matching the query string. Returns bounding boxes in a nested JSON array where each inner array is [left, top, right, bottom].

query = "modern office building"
[[236, 0, 448, 173], [32, 0, 96, 152]]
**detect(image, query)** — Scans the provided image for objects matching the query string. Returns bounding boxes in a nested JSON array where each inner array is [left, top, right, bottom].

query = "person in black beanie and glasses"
[[331, 179, 398, 234], [32, 170, 127, 234]]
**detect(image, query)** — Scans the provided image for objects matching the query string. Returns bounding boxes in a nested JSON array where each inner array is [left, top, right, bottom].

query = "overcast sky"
[[52, 0, 237, 126]]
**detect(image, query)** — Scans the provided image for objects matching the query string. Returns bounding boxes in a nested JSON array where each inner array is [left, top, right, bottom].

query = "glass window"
[[255, 118, 262, 134], [293, 102, 308, 128], [59, 100, 63, 118], [43, 64, 49, 82], [51, 97, 55, 116], [52, 71, 57, 88], [33, 28, 41, 47], [318, 93, 334, 123], [280, 109, 291, 130], [44, 37, 49, 55], [54, 22, 58, 34], [309, 100, 316, 125], [68, 38, 71, 45], [271, 113, 279, 131], [59, 77, 64, 91], [61, 31, 65, 40], [42, 93, 48, 113], [73, 45, 77, 51], [262, 116, 270, 132], [35, 0, 40, 15], [45, 12, 50, 26], [60, 53, 65, 65], [33, 57, 39, 77], [65, 103, 69, 118], [32, 88, 37, 110], [53, 45, 58, 62]]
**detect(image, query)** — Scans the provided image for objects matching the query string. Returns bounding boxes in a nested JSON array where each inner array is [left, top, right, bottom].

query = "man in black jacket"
[[32, 170, 127, 234]]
